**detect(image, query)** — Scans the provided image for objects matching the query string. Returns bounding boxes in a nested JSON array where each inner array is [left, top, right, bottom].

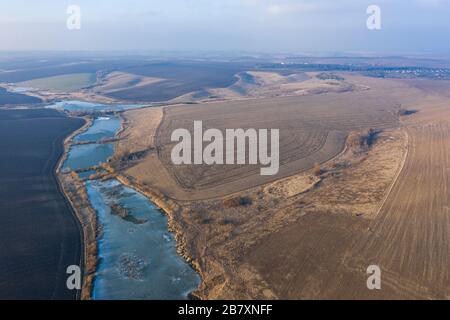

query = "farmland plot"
[[155, 81, 401, 199]]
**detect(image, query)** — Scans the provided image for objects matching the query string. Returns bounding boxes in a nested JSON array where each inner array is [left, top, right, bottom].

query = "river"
[[62, 104, 200, 299]]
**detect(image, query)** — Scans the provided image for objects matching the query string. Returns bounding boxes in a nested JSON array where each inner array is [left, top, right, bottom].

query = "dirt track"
[[247, 87, 450, 299], [345, 123, 450, 299]]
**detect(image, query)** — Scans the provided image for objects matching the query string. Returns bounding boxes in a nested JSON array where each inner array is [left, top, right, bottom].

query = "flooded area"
[[74, 116, 121, 142], [88, 179, 200, 299], [63, 143, 114, 171], [46, 100, 148, 112], [62, 102, 200, 299]]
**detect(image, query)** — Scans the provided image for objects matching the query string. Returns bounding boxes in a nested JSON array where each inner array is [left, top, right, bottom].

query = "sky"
[[1, 0, 450, 55]]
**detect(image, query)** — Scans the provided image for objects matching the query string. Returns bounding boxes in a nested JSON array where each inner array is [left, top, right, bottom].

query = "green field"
[[18, 73, 97, 92]]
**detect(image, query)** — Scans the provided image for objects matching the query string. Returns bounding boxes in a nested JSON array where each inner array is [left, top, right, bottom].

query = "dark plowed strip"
[[0, 109, 84, 299]]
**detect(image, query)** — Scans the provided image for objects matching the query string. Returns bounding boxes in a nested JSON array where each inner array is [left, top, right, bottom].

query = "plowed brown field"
[[152, 76, 408, 199], [116, 76, 450, 299], [246, 84, 450, 299]]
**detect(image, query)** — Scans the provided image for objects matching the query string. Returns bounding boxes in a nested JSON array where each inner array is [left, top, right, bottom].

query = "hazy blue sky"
[[1, 0, 450, 54]]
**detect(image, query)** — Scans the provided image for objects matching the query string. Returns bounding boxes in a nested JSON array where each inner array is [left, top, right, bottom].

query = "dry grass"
[[244, 84, 450, 299], [154, 76, 405, 199], [115, 106, 163, 155], [112, 75, 450, 299], [172, 71, 362, 103]]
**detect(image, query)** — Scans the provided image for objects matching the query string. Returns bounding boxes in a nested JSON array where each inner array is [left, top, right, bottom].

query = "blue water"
[[78, 170, 97, 180], [46, 100, 148, 112], [88, 179, 200, 300], [9, 86, 32, 93], [64, 106, 200, 300], [63, 115, 120, 170], [63, 143, 114, 170], [74, 116, 121, 142]]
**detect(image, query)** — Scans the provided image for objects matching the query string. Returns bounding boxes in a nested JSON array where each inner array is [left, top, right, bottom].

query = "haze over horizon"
[[1, 0, 450, 55]]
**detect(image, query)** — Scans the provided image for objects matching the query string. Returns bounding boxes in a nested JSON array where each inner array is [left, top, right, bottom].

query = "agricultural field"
[[3, 0, 450, 303], [3, 52, 450, 300], [3, 55, 445, 105], [127, 75, 405, 200], [18, 73, 97, 92], [0, 58, 253, 103], [0, 109, 84, 299], [246, 88, 450, 299], [111, 74, 450, 299], [171, 71, 355, 102], [90, 71, 163, 95], [105, 62, 245, 102], [0, 56, 141, 83], [0, 87, 42, 105]]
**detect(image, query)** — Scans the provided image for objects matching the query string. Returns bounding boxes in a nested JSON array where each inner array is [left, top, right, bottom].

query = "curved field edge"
[[0, 109, 84, 299], [56, 116, 98, 300], [112, 113, 407, 298], [149, 85, 400, 200], [109, 77, 450, 299]]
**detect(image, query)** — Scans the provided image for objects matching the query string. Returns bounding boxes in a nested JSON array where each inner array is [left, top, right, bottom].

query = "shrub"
[[313, 163, 322, 176], [223, 196, 252, 208]]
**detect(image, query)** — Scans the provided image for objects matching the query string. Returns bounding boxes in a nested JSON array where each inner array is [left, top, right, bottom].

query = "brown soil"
[[111, 75, 450, 299], [123, 76, 418, 201]]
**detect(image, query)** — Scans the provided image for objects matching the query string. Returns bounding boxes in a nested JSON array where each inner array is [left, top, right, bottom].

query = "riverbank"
[[114, 174, 203, 299], [58, 107, 200, 299], [56, 115, 98, 300], [111, 96, 412, 299], [110, 108, 205, 298]]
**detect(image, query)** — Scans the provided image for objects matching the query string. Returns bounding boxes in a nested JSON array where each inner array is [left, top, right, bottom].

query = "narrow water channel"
[[62, 107, 200, 299]]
